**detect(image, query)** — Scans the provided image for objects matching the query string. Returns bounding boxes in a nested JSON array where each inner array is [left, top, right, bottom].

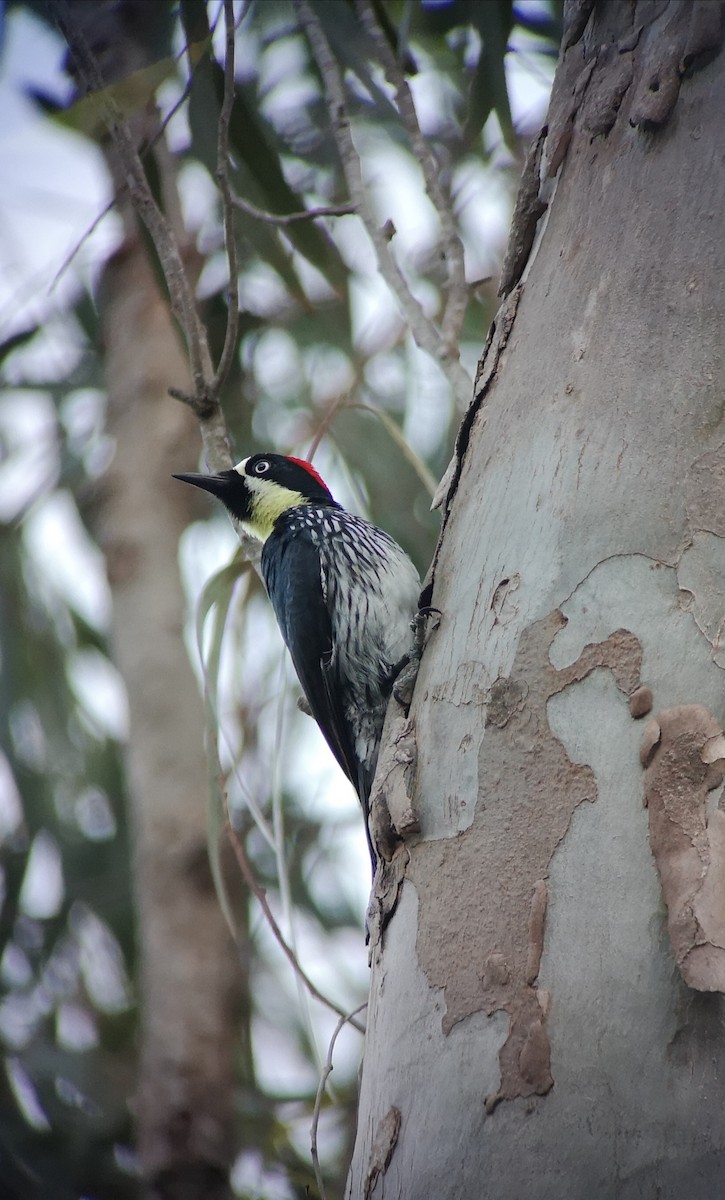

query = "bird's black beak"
[[173, 469, 251, 522], [173, 470, 235, 498]]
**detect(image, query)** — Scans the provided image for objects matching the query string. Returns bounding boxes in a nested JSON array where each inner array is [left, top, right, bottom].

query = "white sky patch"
[[177, 160, 221, 238], [232, 1150, 296, 1200], [251, 1011, 318, 1097], [74, 787, 117, 842], [56, 1001, 99, 1051], [60, 387, 114, 479], [178, 516, 240, 609], [19, 831, 64, 919], [402, 336, 455, 459], [362, 139, 441, 260], [454, 158, 513, 280], [22, 489, 111, 631], [349, 273, 404, 356], [196, 249, 230, 301], [0, 389, 58, 520], [238, 260, 294, 318], [1, 943, 33, 989], [156, 75, 190, 154], [9, 701, 47, 773], [507, 26, 557, 133], [0, 990, 42, 1050], [302, 344, 355, 406], [253, 328, 304, 400], [66, 649, 129, 743], [408, 55, 460, 139], [5, 1057, 51, 1130], [0, 753, 24, 841], [326, 212, 377, 277], [363, 349, 406, 402], [73, 905, 132, 1015], [286, 241, 339, 306], [0, 11, 120, 339], [259, 33, 316, 120]]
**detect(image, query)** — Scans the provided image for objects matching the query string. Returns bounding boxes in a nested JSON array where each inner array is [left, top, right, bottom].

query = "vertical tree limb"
[[296, 0, 472, 409], [354, 0, 469, 349]]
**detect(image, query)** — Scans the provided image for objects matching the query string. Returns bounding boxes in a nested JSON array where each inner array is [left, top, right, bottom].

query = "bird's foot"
[[391, 606, 441, 711]]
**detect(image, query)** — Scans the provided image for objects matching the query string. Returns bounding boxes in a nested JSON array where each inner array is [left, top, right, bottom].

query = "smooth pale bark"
[[98, 237, 240, 1200], [350, 4, 725, 1197]]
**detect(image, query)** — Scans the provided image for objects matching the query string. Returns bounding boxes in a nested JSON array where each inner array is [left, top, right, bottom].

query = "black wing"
[[262, 530, 359, 797]]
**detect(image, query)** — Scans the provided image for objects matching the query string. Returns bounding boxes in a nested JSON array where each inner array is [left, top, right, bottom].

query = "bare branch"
[[296, 0, 472, 409], [211, 0, 241, 395], [310, 1002, 368, 1199], [50, 0, 232, 472], [226, 819, 366, 1032], [230, 191, 357, 225], [355, 0, 469, 348], [51, 195, 115, 293], [52, 14, 220, 294]]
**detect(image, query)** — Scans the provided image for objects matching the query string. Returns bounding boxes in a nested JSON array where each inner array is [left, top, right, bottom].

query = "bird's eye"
[[253, 459, 270, 475]]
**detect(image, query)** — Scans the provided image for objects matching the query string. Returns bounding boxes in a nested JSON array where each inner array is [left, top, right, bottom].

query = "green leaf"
[[51, 57, 179, 139], [181, 0, 348, 295], [468, 1, 515, 150]]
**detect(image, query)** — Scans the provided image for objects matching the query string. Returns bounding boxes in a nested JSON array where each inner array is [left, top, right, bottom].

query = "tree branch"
[[211, 0, 241, 396], [355, 0, 469, 349], [296, 0, 472, 409], [310, 1002, 368, 1199], [230, 191, 357, 225], [51, 27, 216, 294], [50, 0, 232, 473], [225, 819, 366, 1033]]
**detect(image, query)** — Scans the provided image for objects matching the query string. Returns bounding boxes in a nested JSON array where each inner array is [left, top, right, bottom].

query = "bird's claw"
[[392, 606, 441, 710]]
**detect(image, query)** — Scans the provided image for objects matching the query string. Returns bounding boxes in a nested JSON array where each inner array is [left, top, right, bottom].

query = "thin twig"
[[305, 367, 363, 461], [51, 196, 116, 293], [211, 0, 241, 394], [296, 0, 472, 409], [226, 819, 366, 1032], [230, 191, 357, 225], [52, 1, 211, 386], [355, 0, 469, 348], [349, 403, 438, 497], [310, 1002, 367, 1200], [270, 656, 326, 1076]]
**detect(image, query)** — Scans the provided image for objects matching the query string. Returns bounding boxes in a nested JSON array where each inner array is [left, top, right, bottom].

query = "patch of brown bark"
[[410, 611, 642, 1108], [641, 705, 725, 991]]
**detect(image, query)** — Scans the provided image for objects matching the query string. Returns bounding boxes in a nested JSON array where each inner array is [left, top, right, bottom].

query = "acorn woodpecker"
[[174, 453, 421, 865]]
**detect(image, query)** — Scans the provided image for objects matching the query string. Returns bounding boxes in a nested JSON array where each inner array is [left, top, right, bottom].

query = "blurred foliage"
[[0, 0, 560, 1196]]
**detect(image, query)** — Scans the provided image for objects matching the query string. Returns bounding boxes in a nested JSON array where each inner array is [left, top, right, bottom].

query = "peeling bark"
[[349, 4, 725, 1197], [641, 705, 725, 991], [363, 1106, 400, 1199], [411, 617, 641, 1107]]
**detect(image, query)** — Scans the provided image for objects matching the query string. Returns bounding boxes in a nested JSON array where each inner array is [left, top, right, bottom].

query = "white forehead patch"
[[234, 457, 249, 475]]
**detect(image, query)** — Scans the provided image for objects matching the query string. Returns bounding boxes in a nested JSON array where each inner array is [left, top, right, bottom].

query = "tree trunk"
[[98, 234, 240, 1200], [350, 3, 725, 1197]]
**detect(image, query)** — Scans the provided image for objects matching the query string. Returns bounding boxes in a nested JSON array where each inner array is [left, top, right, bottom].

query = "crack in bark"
[[429, 285, 522, 539], [498, 130, 548, 299]]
